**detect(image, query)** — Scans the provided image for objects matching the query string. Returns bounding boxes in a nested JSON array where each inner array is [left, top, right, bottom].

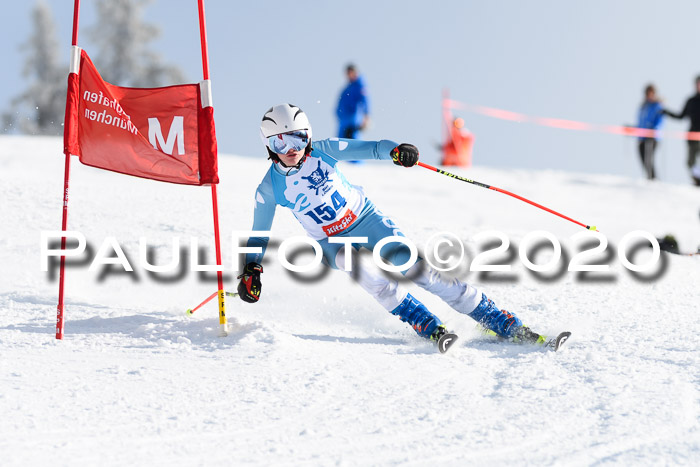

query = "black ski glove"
[[237, 262, 263, 303], [391, 143, 419, 167]]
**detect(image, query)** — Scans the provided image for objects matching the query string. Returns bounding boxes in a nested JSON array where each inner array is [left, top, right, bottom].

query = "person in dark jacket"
[[336, 64, 370, 139], [637, 84, 664, 180], [664, 76, 700, 180]]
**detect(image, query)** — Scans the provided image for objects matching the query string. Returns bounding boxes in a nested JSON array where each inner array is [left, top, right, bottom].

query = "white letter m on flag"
[[148, 116, 185, 155]]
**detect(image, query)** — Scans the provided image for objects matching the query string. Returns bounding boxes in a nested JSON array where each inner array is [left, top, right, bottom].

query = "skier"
[[636, 84, 664, 180], [237, 103, 563, 351]]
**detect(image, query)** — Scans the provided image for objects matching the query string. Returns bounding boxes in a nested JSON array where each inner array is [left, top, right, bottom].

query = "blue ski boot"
[[390, 294, 442, 339], [468, 293, 523, 338], [469, 295, 571, 351]]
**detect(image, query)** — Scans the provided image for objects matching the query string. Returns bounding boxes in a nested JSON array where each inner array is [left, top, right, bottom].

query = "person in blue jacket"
[[336, 64, 370, 139], [637, 84, 664, 180], [236, 103, 546, 347]]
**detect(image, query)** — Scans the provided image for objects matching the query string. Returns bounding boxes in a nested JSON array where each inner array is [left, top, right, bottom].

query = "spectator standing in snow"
[[336, 64, 370, 139], [236, 104, 563, 351], [637, 84, 664, 180], [441, 117, 474, 167], [664, 76, 700, 183]]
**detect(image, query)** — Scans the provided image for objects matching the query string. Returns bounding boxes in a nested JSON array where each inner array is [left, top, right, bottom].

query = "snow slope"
[[1, 135, 699, 466]]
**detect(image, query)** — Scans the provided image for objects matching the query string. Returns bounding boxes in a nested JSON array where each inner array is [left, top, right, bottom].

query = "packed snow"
[[1, 135, 699, 466]]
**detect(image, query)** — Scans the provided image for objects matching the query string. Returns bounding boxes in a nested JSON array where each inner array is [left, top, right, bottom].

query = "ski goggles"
[[267, 130, 309, 154]]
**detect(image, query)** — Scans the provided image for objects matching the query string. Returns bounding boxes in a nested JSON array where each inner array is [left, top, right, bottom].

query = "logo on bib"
[[302, 160, 331, 195], [322, 210, 357, 236]]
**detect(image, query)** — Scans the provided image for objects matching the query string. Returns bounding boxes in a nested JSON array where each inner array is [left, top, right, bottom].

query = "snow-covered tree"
[[89, 0, 186, 87], [3, 1, 66, 135]]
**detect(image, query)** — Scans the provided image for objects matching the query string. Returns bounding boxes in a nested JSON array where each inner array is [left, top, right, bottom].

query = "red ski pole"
[[187, 291, 238, 316], [416, 162, 598, 231], [186, 291, 217, 316]]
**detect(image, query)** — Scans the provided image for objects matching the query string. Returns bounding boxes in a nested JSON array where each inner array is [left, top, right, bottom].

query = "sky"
[[2, 0, 700, 184]]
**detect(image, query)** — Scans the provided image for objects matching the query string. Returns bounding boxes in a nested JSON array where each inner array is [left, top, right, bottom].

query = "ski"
[[437, 332, 459, 354], [513, 328, 572, 352], [478, 325, 572, 352], [543, 331, 571, 352]]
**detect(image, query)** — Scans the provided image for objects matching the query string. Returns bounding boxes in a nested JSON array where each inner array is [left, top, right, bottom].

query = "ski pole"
[[187, 291, 238, 315], [416, 162, 598, 231]]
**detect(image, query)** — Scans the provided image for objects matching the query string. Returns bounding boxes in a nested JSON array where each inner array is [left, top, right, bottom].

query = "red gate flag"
[[56, 0, 227, 340], [64, 48, 218, 185]]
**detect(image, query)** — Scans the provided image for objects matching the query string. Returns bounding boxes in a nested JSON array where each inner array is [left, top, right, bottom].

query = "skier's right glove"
[[391, 143, 419, 167], [237, 262, 263, 303]]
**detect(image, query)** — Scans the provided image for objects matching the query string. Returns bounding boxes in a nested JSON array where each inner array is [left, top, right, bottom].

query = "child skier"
[[237, 103, 562, 351]]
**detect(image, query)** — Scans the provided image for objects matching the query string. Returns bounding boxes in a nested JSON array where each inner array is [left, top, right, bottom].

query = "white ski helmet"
[[260, 103, 313, 168], [260, 103, 312, 140]]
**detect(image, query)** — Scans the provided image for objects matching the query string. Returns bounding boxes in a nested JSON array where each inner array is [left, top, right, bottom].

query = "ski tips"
[[437, 333, 459, 354], [547, 331, 572, 351], [556, 331, 571, 350]]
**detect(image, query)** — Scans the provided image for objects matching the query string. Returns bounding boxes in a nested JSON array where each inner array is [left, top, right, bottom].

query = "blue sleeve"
[[637, 105, 645, 128], [312, 138, 397, 163], [359, 82, 370, 116], [652, 103, 664, 129], [245, 170, 277, 265], [639, 103, 664, 130], [337, 83, 350, 118]]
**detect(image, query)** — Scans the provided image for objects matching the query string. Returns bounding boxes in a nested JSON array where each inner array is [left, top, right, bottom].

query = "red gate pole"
[[442, 88, 451, 148], [56, 0, 81, 340], [197, 0, 228, 336]]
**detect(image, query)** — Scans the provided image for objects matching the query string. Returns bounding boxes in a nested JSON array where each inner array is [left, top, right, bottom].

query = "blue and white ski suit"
[[244, 138, 522, 339]]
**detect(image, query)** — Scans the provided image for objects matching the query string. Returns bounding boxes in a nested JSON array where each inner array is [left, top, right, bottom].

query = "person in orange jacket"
[[442, 117, 473, 167]]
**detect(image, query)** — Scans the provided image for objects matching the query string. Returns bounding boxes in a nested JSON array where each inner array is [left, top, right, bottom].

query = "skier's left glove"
[[237, 262, 263, 303], [391, 143, 419, 167]]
